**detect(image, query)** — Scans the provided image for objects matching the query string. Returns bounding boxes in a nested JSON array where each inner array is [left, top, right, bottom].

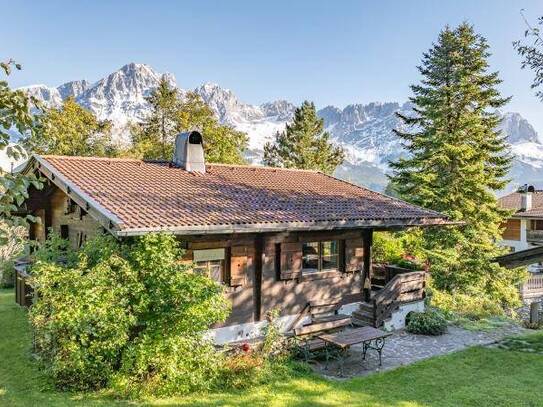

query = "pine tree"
[[24, 97, 115, 157], [389, 23, 524, 307], [131, 77, 181, 160], [263, 101, 344, 174], [132, 81, 248, 164]]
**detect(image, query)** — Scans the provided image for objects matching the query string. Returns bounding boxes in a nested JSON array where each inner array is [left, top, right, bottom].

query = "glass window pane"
[[209, 260, 223, 281], [303, 242, 319, 271], [321, 241, 338, 256], [303, 242, 319, 256], [321, 255, 338, 270]]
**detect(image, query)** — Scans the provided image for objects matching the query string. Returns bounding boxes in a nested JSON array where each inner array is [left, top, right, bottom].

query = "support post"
[[253, 235, 264, 322], [362, 229, 373, 302], [530, 301, 540, 325]]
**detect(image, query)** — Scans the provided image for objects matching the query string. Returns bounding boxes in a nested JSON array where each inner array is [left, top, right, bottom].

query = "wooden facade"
[[26, 183, 103, 250], [180, 230, 365, 327], [501, 219, 521, 241]]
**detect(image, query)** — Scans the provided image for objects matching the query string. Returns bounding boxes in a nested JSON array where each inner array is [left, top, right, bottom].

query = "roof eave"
[[28, 154, 124, 235], [115, 217, 457, 237]]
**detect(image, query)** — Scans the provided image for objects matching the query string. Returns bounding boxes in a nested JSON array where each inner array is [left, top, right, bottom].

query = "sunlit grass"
[[2, 288, 543, 407]]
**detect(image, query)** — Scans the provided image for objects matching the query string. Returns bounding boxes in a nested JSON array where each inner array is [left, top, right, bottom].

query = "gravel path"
[[311, 323, 528, 379]]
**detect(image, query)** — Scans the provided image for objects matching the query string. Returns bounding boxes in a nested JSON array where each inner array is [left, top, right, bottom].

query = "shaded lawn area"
[[1, 288, 543, 407]]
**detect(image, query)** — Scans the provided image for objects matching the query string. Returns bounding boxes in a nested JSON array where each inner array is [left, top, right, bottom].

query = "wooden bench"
[[292, 300, 352, 361]]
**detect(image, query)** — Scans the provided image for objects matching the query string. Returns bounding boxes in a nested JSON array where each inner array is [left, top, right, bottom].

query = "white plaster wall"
[[383, 300, 425, 331], [206, 301, 361, 344]]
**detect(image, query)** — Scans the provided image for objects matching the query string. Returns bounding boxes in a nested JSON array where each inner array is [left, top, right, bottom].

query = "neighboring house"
[[498, 186, 543, 301], [499, 186, 543, 265], [16, 131, 449, 343]]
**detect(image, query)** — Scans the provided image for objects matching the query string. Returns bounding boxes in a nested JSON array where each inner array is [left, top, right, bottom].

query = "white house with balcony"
[[498, 186, 543, 264]]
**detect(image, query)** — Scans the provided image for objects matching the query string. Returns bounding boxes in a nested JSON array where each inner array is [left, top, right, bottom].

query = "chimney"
[[173, 131, 206, 173], [519, 184, 535, 212]]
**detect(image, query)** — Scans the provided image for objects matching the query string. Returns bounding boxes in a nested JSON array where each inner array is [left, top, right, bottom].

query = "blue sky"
[[3, 0, 543, 133]]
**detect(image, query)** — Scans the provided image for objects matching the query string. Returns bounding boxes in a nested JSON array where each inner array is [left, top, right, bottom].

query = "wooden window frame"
[[193, 248, 226, 284], [302, 240, 340, 274]]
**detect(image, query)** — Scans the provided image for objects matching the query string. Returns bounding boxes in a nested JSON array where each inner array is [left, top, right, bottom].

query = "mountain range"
[[15, 63, 543, 192]]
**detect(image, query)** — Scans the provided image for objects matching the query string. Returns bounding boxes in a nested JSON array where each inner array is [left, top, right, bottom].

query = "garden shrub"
[[217, 307, 291, 391], [29, 232, 231, 395], [430, 285, 507, 319], [0, 260, 15, 288], [406, 308, 448, 336]]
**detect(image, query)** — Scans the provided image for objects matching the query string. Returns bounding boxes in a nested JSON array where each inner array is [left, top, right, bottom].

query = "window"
[[302, 241, 339, 273], [193, 248, 225, 282], [60, 225, 69, 240]]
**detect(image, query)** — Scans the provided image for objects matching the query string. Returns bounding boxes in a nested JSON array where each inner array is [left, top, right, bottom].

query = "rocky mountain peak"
[[195, 82, 262, 124], [57, 80, 90, 100], [500, 112, 540, 144], [20, 84, 62, 108], [260, 100, 295, 120]]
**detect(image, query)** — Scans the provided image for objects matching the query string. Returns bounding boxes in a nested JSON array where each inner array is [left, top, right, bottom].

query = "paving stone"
[[311, 323, 528, 379]]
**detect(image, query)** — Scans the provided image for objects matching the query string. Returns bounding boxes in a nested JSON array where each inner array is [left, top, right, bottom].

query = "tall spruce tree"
[[389, 23, 524, 307], [263, 101, 344, 174], [132, 80, 248, 164]]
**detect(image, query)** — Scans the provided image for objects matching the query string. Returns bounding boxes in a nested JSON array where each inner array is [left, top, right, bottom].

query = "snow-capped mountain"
[[16, 63, 543, 192]]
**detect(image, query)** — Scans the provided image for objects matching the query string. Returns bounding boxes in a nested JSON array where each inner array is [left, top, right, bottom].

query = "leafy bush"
[[217, 307, 290, 391], [372, 232, 403, 264], [0, 260, 15, 288], [395, 257, 425, 271], [430, 285, 509, 319], [406, 308, 448, 336], [372, 230, 427, 267], [29, 233, 230, 395]]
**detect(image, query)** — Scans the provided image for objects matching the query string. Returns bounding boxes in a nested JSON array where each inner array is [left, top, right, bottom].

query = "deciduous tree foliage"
[[131, 78, 248, 164], [389, 23, 525, 308], [514, 12, 543, 101], [0, 59, 42, 238], [263, 101, 344, 174], [23, 97, 116, 157]]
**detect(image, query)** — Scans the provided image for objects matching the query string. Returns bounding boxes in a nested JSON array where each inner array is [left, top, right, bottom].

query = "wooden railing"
[[520, 273, 543, 300], [527, 230, 543, 242], [371, 271, 426, 327]]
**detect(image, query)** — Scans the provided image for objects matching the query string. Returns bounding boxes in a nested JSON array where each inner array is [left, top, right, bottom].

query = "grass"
[[2, 288, 543, 407], [497, 331, 543, 354]]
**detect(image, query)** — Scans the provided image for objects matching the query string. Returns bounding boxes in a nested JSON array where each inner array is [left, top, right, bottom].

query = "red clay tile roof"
[[34, 155, 449, 235], [498, 191, 543, 218]]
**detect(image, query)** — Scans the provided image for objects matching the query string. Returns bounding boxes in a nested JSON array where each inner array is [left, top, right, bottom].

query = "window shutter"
[[280, 242, 303, 280], [345, 238, 364, 272], [229, 246, 249, 287]]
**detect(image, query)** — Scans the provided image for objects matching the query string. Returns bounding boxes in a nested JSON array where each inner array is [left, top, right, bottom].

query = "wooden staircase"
[[352, 269, 426, 328]]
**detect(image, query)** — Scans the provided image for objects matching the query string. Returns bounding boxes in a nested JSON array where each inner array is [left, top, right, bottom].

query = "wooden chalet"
[[16, 131, 450, 343]]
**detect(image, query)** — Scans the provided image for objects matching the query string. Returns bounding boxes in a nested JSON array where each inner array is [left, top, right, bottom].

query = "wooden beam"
[[253, 235, 264, 322], [362, 229, 373, 302]]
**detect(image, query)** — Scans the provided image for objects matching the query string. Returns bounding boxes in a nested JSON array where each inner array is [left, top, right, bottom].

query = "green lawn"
[[2, 288, 543, 407]]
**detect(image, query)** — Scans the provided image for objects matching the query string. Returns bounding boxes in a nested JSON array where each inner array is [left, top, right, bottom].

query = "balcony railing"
[[520, 273, 543, 300], [527, 230, 543, 242]]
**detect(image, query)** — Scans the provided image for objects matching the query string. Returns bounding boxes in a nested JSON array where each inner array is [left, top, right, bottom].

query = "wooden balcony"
[[520, 273, 543, 301], [527, 230, 543, 242]]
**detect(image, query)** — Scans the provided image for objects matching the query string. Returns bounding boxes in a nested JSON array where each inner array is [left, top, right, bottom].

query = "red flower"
[[241, 343, 251, 353]]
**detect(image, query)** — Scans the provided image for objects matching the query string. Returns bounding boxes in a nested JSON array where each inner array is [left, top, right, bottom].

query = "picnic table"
[[318, 326, 392, 376]]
